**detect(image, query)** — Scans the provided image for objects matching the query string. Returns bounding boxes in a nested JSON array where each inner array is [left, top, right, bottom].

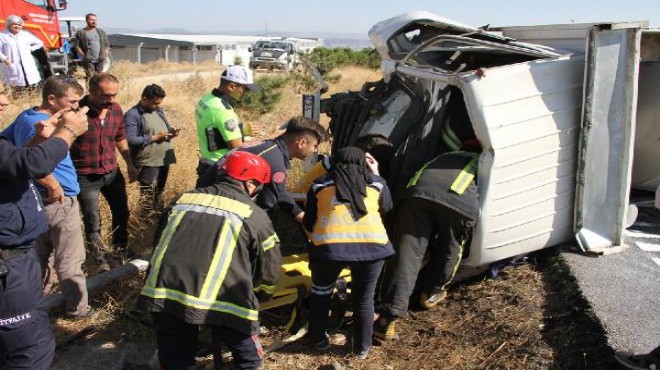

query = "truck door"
[[574, 24, 643, 252]]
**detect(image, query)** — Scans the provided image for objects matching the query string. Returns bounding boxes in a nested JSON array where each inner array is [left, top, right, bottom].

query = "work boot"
[[419, 290, 447, 310], [86, 232, 110, 272], [373, 315, 398, 343]]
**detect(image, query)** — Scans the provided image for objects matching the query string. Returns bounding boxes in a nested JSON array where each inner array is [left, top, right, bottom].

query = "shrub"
[[239, 74, 288, 115]]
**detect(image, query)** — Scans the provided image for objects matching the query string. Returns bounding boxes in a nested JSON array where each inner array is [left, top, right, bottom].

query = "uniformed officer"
[[0, 83, 90, 369], [195, 65, 261, 186], [240, 116, 328, 222], [138, 151, 281, 370]]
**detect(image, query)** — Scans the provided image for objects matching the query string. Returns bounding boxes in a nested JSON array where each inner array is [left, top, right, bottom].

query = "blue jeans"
[[308, 258, 385, 354]]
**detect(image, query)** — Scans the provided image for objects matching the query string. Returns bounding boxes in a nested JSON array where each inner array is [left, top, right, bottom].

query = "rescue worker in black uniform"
[[137, 151, 281, 370], [374, 89, 481, 342], [199, 116, 328, 223], [0, 83, 90, 370]]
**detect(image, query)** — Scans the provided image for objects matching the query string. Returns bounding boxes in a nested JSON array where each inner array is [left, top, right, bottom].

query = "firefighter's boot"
[[419, 290, 448, 310], [373, 315, 398, 343]]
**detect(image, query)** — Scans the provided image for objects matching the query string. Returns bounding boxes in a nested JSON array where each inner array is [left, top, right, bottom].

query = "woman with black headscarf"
[[303, 146, 394, 360]]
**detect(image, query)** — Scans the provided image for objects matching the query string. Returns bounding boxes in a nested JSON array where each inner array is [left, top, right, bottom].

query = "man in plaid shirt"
[[70, 73, 137, 271]]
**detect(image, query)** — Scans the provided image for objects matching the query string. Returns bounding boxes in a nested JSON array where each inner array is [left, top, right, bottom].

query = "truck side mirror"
[[248, 47, 252, 52]]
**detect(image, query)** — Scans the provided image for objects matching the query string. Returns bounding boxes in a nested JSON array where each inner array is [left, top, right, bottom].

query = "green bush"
[[239, 74, 288, 114]]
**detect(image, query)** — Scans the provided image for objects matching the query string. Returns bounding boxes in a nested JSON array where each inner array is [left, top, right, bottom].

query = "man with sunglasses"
[[195, 65, 261, 186], [0, 76, 92, 319]]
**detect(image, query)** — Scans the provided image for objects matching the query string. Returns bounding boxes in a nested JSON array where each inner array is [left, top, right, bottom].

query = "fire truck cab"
[[0, 0, 69, 75]]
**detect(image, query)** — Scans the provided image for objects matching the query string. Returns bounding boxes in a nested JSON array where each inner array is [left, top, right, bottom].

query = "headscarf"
[[331, 147, 369, 220], [6, 15, 24, 28]]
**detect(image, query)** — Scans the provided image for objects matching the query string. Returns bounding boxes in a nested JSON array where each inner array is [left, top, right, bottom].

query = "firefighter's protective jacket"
[[303, 173, 394, 262], [405, 151, 479, 220], [138, 178, 281, 335]]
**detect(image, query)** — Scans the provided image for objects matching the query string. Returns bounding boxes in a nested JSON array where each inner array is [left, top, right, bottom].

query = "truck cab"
[[249, 39, 299, 72], [0, 0, 70, 75]]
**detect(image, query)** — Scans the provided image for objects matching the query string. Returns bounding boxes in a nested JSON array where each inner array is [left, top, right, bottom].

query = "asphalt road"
[[562, 204, 660, 354]]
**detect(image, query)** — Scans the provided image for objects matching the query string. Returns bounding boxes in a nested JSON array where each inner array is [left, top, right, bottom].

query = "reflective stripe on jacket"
[[404, 151, 480, 220], [138, 181, 281, 335], [303, 173, 394, 262]]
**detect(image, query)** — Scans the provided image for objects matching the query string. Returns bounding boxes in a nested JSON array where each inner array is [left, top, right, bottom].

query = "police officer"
[[0, 83, 90, 369], [195, 65, 261, 186], [138, 151, 281, 370]]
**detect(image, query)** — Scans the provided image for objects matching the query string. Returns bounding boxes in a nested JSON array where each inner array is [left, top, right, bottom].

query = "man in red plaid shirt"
[[70, 73, 137, 271]]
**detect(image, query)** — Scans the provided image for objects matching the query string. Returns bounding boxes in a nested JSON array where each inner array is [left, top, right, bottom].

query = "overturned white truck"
[[320, 11, 660, 275]]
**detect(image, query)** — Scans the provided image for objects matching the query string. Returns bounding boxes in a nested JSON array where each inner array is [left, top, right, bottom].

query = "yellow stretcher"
[[260, 253, 351, 351]]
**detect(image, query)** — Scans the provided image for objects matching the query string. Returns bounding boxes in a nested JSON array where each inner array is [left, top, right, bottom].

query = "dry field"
[[0, 62, 616, 369]]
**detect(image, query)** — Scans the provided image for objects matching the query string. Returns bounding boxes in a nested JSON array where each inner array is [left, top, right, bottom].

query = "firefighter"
[[195, 65, 261, 186], [303, 147, 394, 359], [374, 144, 480, 342], [137, 151, 281, 370], [0, 83, 90, 369], [200, 116, 328, 223]]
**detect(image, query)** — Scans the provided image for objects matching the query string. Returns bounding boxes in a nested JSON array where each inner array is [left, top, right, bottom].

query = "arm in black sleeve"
[[250, 216, 281, 302], [0, 137, 68, 181], [302, 188, 318, 233], [377, 177, 394, 218], [276, 185, 303, 217]]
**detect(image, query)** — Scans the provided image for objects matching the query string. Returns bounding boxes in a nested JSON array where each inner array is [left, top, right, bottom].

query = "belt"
[[0, 248, 30, 260]]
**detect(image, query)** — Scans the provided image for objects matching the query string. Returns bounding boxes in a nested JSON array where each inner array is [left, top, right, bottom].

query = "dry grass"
[[2, 62, 613, 369]]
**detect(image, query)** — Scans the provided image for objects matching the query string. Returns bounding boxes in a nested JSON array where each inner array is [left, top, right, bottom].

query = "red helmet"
[[221, 151, 271, 184]]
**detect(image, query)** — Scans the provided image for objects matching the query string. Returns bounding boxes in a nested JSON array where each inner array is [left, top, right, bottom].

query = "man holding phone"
[[125, 84, 179, 209]]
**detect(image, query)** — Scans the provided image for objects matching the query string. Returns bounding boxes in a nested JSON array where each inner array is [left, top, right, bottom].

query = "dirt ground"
[[50, 241, 618, 370]]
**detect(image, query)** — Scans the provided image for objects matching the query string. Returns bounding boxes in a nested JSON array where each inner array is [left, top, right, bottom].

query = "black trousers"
[[77, 169, 130, 254], [153, 312, 263, 370], [0, 248, 55, 369], [380, 197, 474, 318], [137, 165, 170, 207], [308, 258, 385, 354]]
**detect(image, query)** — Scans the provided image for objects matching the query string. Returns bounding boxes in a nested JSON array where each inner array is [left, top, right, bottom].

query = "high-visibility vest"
[[309, 180, 389, 246]]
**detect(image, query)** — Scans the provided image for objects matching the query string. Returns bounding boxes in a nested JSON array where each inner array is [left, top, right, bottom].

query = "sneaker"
[[97, 260, 111, 273], [373, 316, 398, 342], [65, 306, 97, 321], [354, 348, 370, 360], [615, 351, 659, 370], [419, 290, 447, 310]]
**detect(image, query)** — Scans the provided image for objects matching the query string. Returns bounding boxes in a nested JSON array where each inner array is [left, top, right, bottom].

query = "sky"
[[60, 0, 659, 37]]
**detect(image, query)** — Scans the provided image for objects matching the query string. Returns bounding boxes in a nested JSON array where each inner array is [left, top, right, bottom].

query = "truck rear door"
[[574, 24, 643, 252]]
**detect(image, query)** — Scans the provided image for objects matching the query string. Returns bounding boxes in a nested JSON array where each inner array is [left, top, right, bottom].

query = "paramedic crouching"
[[0, 85, 90, 369]]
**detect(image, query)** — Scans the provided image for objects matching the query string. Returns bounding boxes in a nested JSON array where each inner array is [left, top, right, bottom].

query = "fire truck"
[[0, 0, 71, 75]]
